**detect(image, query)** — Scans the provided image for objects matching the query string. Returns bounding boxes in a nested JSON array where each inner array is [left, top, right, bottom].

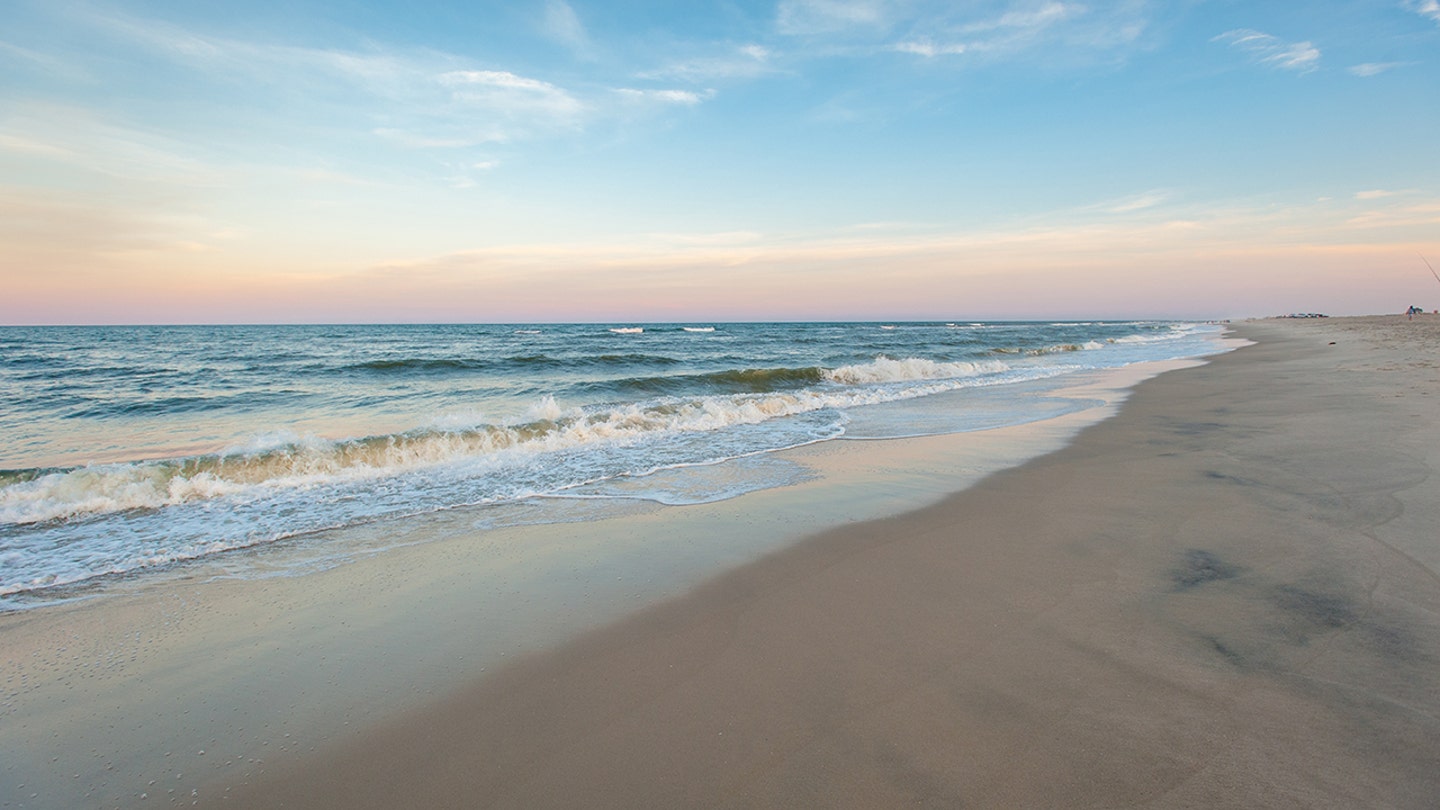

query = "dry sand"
[[6, 315, 1440, 808]]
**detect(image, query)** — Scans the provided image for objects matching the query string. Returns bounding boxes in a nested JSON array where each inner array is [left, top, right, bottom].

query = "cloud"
[[642, 44, 775, 82], [1348, 61, 1409, 77], [893, 40, 967, 57], [891, 2, 1145, 63], [541, 0, 590, 52], [0, 132, 75, 159], [78, 9, 724, 156], [322, 192, 1440, 322], [0, 39, 91, 81], [1102, 191, 1170, 214], [614, 88, 712, 106], [957, 1, 1079, 35], [1409, 0, 1440, 23], [1213, 29, 1320, 74], [1343, 200, 1440, 230], [0, 185, 230, 270], [777, 0, 894, 36], [366, 67, 585, 149], [11, 183, 1438, 323], [1, 103, 227, 186], [439, 70, 585, 119]]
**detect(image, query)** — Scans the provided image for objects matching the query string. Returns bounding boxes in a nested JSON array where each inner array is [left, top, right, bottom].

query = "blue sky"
[[2, 0, 1438, 322]]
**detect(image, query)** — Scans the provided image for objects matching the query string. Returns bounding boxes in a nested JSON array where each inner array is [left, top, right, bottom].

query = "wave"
[[605, 355, 1013, 396], [0, 355, 1019, 528], [594, 353, 680, 365], [337, 353, 685, 375], [990, 341, 1104, 356], [347, 358, 490, 373], [610, 327, 643, 334], [985, 325, 1197, 357], [826, 356, 1009, 384], [682, 327, 715, 332], [1112, 331, 1186, 344], [63, 392, 289, 419], [505, 354, 561, 367], [610, 366, 827, 396]]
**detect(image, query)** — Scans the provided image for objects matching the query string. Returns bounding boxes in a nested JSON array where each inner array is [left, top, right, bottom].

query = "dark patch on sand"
[[1269, 584, 1359, 646], [1167, 420, 1227, 436], [1201, 470, 1249, 486], [1356, 616, 1433, 667], [1272, 584, 1356, 628], [1171, 549, 1243, 590], [1199, 633, 1250, 669]]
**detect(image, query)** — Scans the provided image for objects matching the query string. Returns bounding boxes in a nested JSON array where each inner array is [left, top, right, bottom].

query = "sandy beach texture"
[[6, 315, 1440, 808]]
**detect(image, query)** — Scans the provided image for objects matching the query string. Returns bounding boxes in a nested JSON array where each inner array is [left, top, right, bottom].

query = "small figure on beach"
[[1407, 305, 1420, 320]]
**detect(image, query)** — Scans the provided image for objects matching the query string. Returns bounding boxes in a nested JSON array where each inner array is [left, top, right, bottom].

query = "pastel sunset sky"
[[3, 0, 1438, 323]]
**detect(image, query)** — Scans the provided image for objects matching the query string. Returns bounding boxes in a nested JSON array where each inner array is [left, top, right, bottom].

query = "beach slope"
[[211, 316, 1440, 808]]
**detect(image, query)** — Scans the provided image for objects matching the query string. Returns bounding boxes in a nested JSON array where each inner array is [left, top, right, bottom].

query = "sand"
[[5, 315, 1440, 808]]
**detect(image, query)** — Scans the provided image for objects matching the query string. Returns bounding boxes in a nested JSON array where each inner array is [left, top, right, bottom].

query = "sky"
[[1, 0, 1438, 323]]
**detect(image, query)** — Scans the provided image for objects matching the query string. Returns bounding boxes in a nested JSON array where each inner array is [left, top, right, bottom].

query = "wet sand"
[[193, 315, 1440, 808]]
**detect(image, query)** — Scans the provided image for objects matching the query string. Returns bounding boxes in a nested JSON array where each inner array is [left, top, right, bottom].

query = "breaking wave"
[[0, 355, 1015, 527]]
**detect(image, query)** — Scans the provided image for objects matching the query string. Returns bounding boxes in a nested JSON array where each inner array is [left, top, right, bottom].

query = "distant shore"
[[6, 316, 1439, 808]]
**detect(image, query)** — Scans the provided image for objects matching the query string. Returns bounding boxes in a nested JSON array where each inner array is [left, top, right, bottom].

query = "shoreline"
[[1, 360, 1195, 809], [0, 351, 1213, 809], [0, 321, 1221, 611], [9, 316, 1440, 807], [214, 315, 1440, 808]]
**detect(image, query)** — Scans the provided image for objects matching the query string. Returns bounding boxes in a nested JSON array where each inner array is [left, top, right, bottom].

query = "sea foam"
[[0, 355, 1018, 526], [0, 320, 1230, 604]]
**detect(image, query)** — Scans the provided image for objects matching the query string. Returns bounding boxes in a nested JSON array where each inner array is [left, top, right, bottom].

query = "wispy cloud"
[[439, 70, 585, 120], [434, 157, 505, 190], [79, 9, 713, 155], [641, 44, 775, 82], [891, 2, 1145, 63], [541, 0, 590, 52], [1348, 61, 1409, 77], [331, 191, 1440, 322], [1343, 200, 1440, 230], [894, 40, 968, 57], [1213, 29, 1320, 74], [1, 103, 226, 186], [957, 1, 1079, 35], [777, 0, 895, 36], [614, 88, 712, 106], [1409, 0, 1440, 24], [1103, 191, 1170, 214], [0, 132, 75, 159], [0, 39, 91, 81]]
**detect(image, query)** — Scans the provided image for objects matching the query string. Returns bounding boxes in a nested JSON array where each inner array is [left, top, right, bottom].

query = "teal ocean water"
[[0, 321, 1229, 608]]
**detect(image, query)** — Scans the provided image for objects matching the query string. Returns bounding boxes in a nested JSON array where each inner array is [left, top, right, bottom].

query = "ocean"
[[0, 321, 1229, 609]]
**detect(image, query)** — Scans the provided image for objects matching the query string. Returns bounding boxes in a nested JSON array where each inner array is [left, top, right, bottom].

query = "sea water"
[[0, 321, 1229, 608]]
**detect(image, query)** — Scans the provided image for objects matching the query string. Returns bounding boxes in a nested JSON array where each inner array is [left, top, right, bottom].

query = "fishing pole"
[[1423, 254, 1440, 287]]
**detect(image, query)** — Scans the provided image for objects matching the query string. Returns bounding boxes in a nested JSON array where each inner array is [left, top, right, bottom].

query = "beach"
[[4, 315, 1439, 808]]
